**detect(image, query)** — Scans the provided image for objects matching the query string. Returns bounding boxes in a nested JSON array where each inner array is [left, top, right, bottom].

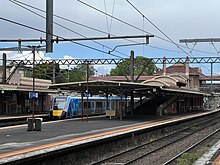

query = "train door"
[[78, 101, 82, 115], [73, 99, 78, 116], [68, 99, 74, 117], [91, 101, 95, 113]]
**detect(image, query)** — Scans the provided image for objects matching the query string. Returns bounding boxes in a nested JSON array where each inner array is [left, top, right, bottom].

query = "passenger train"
[[50, 96, 129, 119]]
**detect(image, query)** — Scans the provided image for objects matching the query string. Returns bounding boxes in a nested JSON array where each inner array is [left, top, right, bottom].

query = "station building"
[[0, 66, 53, 115]]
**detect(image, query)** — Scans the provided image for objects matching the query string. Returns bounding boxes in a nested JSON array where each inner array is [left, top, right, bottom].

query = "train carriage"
[[50, 96, 128, 119]]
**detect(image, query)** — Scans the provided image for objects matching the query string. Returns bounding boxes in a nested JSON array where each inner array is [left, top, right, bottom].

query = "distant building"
[[155, 59, 202, 90], [0, 66, 53, 115]]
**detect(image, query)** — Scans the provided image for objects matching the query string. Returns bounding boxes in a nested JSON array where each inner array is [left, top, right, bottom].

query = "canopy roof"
[[49, 80, 209, 97]]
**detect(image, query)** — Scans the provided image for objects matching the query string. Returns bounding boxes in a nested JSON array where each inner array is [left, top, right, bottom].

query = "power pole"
[[46, 0, 53, 53], [130, 50, 134, 82], [53, 61, 56, 84], [27, 45, 41, 130]]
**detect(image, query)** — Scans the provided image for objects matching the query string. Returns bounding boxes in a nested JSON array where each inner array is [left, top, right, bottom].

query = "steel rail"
[[124, 120, 219, 165], [91, 114, 220, 165], [163, 127, 220, 165]]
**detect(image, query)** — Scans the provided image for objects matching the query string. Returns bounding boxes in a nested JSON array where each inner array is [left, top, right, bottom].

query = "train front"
[[50, 96, 68, 119]]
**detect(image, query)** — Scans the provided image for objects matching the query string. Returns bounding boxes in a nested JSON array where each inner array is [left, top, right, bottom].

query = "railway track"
[[91, 114, 220, 165], [163, 127, 220, 165]]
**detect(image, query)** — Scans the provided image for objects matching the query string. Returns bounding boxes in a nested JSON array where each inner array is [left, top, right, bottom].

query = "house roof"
[[155, 62, 201, 76]]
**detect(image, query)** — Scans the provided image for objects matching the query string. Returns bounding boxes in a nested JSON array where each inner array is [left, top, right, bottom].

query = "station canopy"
[[48, 80, 210, 97]]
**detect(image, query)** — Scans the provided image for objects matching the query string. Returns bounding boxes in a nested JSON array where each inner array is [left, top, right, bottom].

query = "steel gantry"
[[6, 56, 220, 66]]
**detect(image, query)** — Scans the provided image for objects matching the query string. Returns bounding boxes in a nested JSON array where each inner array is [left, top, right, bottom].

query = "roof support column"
[[162, 57, 166, 76], [130, 91, 134, 116], [185, 56, 190, 89], [118, 88, 126, 120], [120, 94, 123, 120], [211, 62, 213, 91], [105, 93, 109, 117], [130, 50, 134, 82], [2, 53, 6, 84], [140, 94, 143, 118], [125, 93, 128, 115], [81, 91, 84, 120]]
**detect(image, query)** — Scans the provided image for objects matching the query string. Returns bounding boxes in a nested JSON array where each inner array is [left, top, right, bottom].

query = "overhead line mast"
[[179, 37, 220, 91]]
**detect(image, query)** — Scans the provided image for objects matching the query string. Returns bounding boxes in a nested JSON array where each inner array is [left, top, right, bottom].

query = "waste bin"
[[27, 118, 34, 131], [35, 118, 42, 131]]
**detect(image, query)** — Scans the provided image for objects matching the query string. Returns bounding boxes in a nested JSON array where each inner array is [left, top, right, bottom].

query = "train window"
[[84, 102, 91, 109], [96, 102, 103, 108], [53, 98, 66, 109]]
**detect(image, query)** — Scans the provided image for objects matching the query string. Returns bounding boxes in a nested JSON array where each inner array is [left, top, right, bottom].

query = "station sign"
[[29, 92, 38, 99]]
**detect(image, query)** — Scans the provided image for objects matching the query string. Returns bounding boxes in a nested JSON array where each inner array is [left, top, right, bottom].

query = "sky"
[[1, 0, 220, 75]]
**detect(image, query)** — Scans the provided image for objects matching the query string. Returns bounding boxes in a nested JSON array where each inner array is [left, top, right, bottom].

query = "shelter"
[[49, 80, 210, 118]]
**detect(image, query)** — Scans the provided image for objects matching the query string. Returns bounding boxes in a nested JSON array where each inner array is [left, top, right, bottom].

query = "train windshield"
[[53, 97, 67, 109]]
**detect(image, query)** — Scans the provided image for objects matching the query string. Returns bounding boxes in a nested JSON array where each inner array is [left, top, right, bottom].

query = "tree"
[[28, 62, 96, 83], [62, 64, 96, 82], [110, 56, 156, 76], [34, 62, 65, 83]]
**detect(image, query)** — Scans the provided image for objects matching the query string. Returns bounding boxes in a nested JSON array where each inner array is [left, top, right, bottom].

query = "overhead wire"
[[10, 0, 218, 56], [126, 0, 217, 76], [7, 51, 32, 60], [210, 42, 220, 74], [103, 0, 110, 33], [10, 0, 144, 51], [6, 0, 219, 78], [9, 0, 128, 58], [77, 0, 219, 57], [211, 42, 220, 55], [126, 0, 193, 56], [108, 0, 116, 34], [0, 16, 123, 58]]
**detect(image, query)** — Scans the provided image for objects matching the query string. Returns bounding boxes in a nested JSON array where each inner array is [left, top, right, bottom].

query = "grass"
[[177, 153, 199, 165]]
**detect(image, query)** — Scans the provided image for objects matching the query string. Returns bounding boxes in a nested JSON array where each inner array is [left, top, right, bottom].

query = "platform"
[[0, 110, 219, 164]]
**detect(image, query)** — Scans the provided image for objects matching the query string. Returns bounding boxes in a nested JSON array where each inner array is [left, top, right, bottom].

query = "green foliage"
[[177, 153, 199, 165], [32, 63, 96, 83], [110, 56, 156, 76], [34, 62, 65, 83], [59, 64, 95, 82]]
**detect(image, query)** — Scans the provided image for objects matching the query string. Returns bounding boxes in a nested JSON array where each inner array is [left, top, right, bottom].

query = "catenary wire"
[[9, 0, 129, 58], [5, 0, 218, 77], [10, 0, 218, 56], [126, 0, 216, 75], [77, 0, 219, 57], [0, 16, 124, 58]]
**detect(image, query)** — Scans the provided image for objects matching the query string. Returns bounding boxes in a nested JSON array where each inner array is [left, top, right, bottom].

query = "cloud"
[[1, 0, 220, 74], [59, 55, 75, 69], [2, 51, 50, 61], [94, 64, 115, 75]]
